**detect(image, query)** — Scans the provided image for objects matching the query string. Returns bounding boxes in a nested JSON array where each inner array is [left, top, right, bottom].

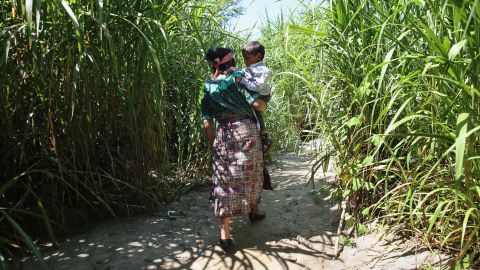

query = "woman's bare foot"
[[219, 217, 234, 252], [220, 217, 231, 239]]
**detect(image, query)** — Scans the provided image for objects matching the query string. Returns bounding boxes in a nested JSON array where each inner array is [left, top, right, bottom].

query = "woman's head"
[[205, 47, 236, 75]]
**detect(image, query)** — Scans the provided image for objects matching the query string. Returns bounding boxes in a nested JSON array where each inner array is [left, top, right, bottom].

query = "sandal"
[[248, 212, 266, 222], [219, 238, 234, 253]]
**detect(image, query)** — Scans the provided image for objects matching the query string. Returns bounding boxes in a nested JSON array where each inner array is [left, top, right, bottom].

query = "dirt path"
[[18, 153, 447, 270]]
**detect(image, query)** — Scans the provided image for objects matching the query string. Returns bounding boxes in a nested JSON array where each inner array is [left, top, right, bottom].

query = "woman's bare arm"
[[203, 119, 215, 146]]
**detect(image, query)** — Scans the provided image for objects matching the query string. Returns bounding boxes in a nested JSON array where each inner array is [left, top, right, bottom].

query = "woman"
[[201, 47, 266, 252]]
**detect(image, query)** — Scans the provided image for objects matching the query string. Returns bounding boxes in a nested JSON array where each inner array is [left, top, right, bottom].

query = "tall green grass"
[[0, 0, 242, 263], [2, 0, 479, 267], [262, 0, 479, 267]]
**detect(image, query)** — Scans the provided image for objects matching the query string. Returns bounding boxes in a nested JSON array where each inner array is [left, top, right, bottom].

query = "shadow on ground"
[[14, 152, 448, 270], [16, 153, 340, 270]]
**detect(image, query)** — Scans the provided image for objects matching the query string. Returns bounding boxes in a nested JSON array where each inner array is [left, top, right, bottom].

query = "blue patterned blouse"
[[201, 70, 260, 120]]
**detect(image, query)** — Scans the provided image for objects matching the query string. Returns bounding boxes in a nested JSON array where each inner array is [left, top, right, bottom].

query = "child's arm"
[[203, 119, 215, 146]]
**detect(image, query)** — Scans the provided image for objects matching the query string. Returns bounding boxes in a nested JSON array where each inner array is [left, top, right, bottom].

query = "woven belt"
[[216, 113, 250, 124]]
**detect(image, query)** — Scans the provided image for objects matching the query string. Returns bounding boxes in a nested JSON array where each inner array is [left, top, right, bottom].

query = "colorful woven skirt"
[[211, 117, 264, 218]]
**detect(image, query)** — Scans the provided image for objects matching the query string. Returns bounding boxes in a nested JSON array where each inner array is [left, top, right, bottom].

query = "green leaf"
[[339, 234, 349, 245], [345, 214, 354, 228], [426, 201, 450, 236], [0, 253, 6, 270], [1, 210, 48, 269], [365, 181, 374, 190], [352, 178, 365, 191], [347, 116, 362, 127], [371, 135, 381, 146], [384, 97, 413, 134], [0, 162, 39, 196], [288, 24, 326, 37], [455, 113, 469, 181], [461, 207, 476, 248], [377, 47, 395, 92], [455, 253, 471, 269], [448, 39, 467, 61], [356, 80, 372, 97], [335, 0, 347, 28], [361, 207, 370, 216], [416, 19, 448, 58], [60, 0, 79, 28], [362, 155, 374, 165], [26, 0, 33, 29], [477, 1, 480, 19], [36, 0, 42, 37], [34, 197, 57, 246], [356, 223, 368, 235]]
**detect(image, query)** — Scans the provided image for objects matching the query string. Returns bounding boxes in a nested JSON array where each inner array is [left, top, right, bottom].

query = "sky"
[[231, 0, 304, 38]]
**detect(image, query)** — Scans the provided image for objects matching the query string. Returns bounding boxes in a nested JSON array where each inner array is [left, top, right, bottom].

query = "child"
[[235, 41, 273, 151]]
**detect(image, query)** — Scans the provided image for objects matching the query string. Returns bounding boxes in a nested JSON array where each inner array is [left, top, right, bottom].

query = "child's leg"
[[252, 95, 270, 133], [252, 95, 273, 151], [253, 103, 273, 151], [256, 111, 267, 134]]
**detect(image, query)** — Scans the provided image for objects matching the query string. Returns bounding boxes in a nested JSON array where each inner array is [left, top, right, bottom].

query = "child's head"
[[242, 41, 265, 66], [205, 47, 236, 75]]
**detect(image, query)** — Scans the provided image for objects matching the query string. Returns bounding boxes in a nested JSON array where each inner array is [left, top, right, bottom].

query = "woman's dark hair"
[[205, 47, 236, 73], [242, 41, 265, 60]]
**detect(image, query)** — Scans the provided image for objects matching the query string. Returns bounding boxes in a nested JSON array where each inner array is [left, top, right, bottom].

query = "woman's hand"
[[235, 76, 243, 84], [223, 67, 237, 75]]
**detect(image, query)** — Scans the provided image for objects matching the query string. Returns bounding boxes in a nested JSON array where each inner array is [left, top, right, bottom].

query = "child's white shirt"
[[239, 61, 271, 96]]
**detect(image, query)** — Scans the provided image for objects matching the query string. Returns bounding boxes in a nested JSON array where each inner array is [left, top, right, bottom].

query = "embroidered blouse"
[[201, 70, 260, 120], [239, 61, 271, 96]]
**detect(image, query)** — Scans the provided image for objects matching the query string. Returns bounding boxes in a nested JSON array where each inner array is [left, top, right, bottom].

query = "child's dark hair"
[[205, 47, 236, 73], [242, 41, 265, 60]]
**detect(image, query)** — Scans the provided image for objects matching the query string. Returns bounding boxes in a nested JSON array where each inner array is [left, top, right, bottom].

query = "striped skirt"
[[211, 117, 264, 218]]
